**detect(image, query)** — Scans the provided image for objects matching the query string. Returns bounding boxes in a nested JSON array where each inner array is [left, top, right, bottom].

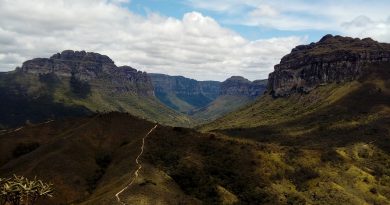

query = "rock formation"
[[220, 76, 267, 97], [268, 34, 390, 97], [20, 50, 154, 96], [149, 73, 220, 102]]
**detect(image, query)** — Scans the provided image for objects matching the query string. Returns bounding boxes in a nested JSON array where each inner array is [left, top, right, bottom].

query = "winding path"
[[115, 124, 158, 205]]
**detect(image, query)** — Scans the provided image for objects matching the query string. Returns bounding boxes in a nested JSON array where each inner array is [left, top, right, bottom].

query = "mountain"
[[149, 73, 220, 113], [191, 76, 267, 123], [268, 34, 390, 97], [201, 35, 390, 204], [0, 50, 190, 128], [149, 74, 267, 123], [1, 35, 390, 205]]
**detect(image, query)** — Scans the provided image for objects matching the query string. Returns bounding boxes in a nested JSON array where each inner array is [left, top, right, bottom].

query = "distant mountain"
[[149, 74, 267, 123], [0, 50, 190, 128], [191, 76, 267, 122], [149, 73, 220, 113]]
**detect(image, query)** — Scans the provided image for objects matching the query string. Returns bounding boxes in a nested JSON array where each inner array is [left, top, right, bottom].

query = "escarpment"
[[268, 34, 390, 97], [20, 50, 154, 96]]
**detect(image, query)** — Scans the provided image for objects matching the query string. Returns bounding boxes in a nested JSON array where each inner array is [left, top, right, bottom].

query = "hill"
[[0, 50, 190, 128]]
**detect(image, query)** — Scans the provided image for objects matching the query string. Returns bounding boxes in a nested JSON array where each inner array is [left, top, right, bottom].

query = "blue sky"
[[0, 0, 389, 80], [126, 0, 383, 42]]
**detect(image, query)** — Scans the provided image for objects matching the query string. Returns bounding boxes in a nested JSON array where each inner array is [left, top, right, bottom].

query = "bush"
[[86, 152, 112, 193], [0, 175, 53, 205], [95, 153, 112, 169], [12, 142, 40, 158]]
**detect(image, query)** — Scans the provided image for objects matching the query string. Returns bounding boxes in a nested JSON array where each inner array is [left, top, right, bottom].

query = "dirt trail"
[[115, 124, 158, 205]]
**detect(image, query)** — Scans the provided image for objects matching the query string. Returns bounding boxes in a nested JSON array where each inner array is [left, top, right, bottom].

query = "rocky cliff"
[[149, 74, 267, 115], [220, 76, 267, 97], [150, 74, 220, 102], [268, 34, 390, 97], [0, 50, 192, 128], [20, 50, 154, 96]]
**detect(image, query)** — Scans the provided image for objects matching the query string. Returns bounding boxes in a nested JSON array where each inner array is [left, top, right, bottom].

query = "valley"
[[0, 34, 389, 205]]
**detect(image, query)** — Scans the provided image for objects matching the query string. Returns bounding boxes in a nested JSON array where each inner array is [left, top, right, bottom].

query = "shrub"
[[12, 142, 40, 158], [0, 175, 53, 205]]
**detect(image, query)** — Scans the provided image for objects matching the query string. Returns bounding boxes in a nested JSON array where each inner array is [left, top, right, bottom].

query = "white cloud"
[[249, 5, 279, 18], [187, 0, 390, 42], [341, 16, 390, 42], [0, 0, 304, 81]]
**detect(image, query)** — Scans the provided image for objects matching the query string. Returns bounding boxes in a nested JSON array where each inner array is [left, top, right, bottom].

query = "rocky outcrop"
[[220, 76, 267, 97], [268, 34, 390, 97], [20, 50, 154, 96]]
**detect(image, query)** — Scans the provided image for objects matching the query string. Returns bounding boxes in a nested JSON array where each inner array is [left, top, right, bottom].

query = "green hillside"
[[191, 95, 253, 124], [0, 68, 191, 129]]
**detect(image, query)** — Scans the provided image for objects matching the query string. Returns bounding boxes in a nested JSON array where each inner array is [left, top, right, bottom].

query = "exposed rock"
[[20, 50, 154, 96], [149, 73, 220, 100], [268, 34, 390, 97], [220, 76, 267, 97]]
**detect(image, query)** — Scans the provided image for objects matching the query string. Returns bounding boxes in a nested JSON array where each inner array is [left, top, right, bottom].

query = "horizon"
[[0, 0, 389, 81]]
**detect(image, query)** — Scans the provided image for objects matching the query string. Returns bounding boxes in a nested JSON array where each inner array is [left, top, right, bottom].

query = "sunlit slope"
[[201, 64, 390, 149]]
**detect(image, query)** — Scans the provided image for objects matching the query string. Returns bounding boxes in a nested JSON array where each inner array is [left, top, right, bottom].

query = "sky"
[[0, 0, 389, 81]]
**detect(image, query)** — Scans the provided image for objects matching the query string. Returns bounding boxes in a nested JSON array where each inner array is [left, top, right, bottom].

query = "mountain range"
[[150, 74, 267, 122], [0, 50, 266, 129], [0, 34, 389, 205]]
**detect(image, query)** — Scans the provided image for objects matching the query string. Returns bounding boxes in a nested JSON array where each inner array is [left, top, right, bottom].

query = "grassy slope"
[[1, 64, 389, 204], [154, 90, 198, 113], [0, 113, 197, 205], [191, 95, 253, 125], [196, 63, 390, 204], [0, 72, 191, 128], [1, 107, 390, 205]]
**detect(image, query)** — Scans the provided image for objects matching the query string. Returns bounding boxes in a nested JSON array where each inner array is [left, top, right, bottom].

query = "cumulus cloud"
[[0, 0, 303, 81], [341, 16, 390, 42], [187, 0, 390, 42]]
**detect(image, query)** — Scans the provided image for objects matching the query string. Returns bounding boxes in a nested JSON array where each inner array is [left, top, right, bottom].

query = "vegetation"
[[0, 63, 388, 204], [0, 70, 191, 129], [12, 143, 40, 158], [0, 175, 53, 205], [70, 74, 91, 99]]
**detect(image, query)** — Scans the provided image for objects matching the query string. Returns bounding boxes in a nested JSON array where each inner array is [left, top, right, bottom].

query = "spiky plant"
[[0, 175, 53, 205], [0, 178, 7, 205]]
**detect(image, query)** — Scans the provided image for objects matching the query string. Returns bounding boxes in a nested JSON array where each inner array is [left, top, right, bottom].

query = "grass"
[[0, 71, 192, 128]]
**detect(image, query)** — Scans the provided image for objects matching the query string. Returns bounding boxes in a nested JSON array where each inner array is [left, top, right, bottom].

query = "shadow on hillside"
[[0, 87, 92, 129]]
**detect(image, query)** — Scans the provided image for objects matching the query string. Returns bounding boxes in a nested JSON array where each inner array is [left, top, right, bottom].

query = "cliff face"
[[268, 34, 390, 97], [149, 74, 220, 101], [220, 76, 267, 97], [0, 50, 192, 128], [149, 74, 267, 122], [20, 50, 154, 96]]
